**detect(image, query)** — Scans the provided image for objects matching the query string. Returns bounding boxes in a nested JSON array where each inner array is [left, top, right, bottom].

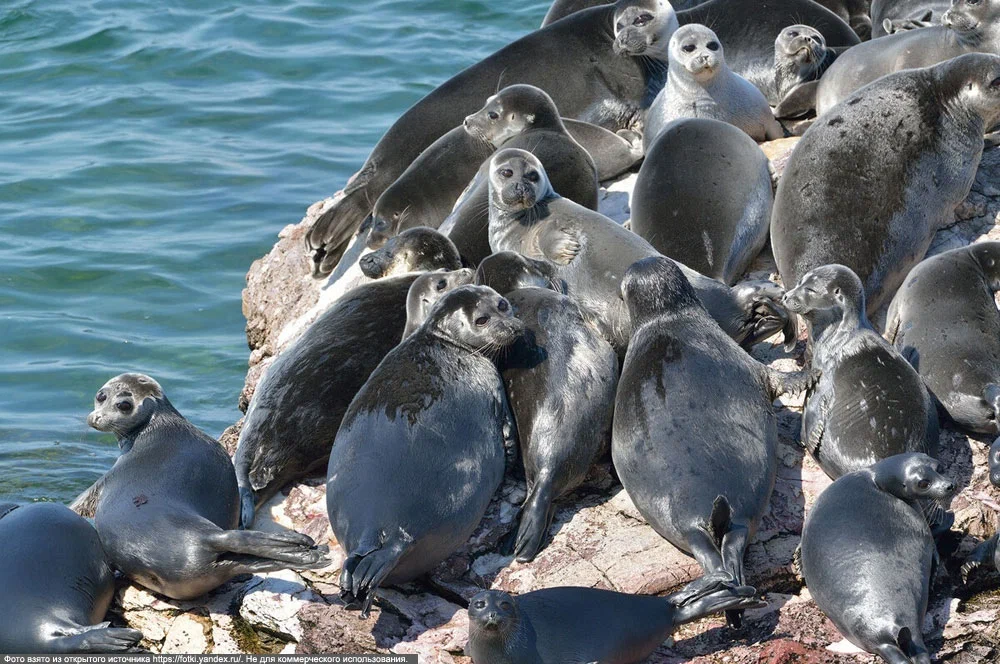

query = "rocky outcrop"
[[125, 140, 1000, 661]]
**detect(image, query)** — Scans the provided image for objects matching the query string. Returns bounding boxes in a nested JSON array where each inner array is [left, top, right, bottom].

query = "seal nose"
[[941, 10, 953, 27], [944, 482, 957, 494]]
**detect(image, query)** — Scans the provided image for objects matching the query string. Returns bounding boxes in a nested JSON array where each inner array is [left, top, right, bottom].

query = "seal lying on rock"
[[487, 148, 795, 354], [467, 580, 764, 664], [477, 252, 618, 562], [613, 256, 814, 626], [359, 226, 463, 279], [644, 24, 784, 148], [784, 265, 939, 479], [887, 242, 1000, 436], [78, 373, 329, 601], [305, 0, 679, 277], [772, 54, 1000, 313], [754, 25, 839, 119], [0, 502, 144, 654], [800, 453, 956, 664], [326, 286, 522, 616]]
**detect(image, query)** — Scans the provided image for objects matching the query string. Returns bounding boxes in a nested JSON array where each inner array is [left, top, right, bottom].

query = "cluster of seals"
[[644, 24, 784, 147], [784, 265, 939, 479], [772, 54, 1000, 314], [799, 453, 956, 664], [613, 256, 813, 626], [0, 502, 144, 653], [80, 373, 329, 600], [326, 286, 522, 615], [631, 117, 773, 285]]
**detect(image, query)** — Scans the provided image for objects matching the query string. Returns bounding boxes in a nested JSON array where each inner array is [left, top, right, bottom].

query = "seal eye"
[[990, 77, 1000, 88], [682, 44, 697, 53], [488, 111, 500, 120], [96, 391, 107, 404], [499, 168, 514, 178], [707, 41, 720, 51], [918, 479, 930, 490], [526, 171, 540, 183], [116, 400, 133, 413], [473, 600, 487, 610], [789, 30, 799, 37], [475, 315, 491, 327], [968, 0, 980, 5], [500, 601, 513, 611], [497, 299, 509, 313], [436, 279, 447, 291], [633, 13, 653, 26]]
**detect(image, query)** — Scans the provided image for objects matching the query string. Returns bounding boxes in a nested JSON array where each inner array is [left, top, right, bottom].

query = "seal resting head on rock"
[[359, 226, 462, 279]]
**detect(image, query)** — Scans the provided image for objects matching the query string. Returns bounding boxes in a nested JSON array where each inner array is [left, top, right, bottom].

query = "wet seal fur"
[[326, 286, 523, 616], [612, 256, 815, 626], [800, 453, 956, 664], [772, 54, 1000, 314], [0, 503, 144, 653], [784, 265, 939, 479], [75, 373, 329, 600]]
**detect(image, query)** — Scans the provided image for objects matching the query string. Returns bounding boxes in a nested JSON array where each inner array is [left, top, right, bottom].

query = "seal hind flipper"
[[69, 475, 107, 519], [671, 584, 765, 625], [513, 481, 556, 562], [340, 541, 408, 618], [206, 529, 330, 568], [876, 626, 930, 664], [731, 281, 796, 350], [51, 624, 145, 654], [990, 437, 1000, 487], [306, 170, 378, 279], [961, 534, 999, 582]]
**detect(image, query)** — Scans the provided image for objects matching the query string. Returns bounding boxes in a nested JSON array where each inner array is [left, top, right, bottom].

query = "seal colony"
[[9, 0, 1000, 659]]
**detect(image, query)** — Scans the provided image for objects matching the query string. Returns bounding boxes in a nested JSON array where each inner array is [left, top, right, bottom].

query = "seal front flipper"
[[766, 367, 820, 399], [773, 81, 819, 120], [51, 623, 145, 654], [538, 226, 582, 266], [961, 534, 999, 582], [69, 474, 107, 519], [340, 538, 410, 618]]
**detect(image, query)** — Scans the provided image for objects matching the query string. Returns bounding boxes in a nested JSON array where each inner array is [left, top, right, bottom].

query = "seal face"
[[486, 148, 795, 353], [612, 256, 813, 626], [326, 286, 523, 616], [644, 24, 783, 148], [359, 227, 462, 279], [886, 242, 1000, 436], [784, 265, 940, 480], [773, 54, 1000, 314], [800, 453, 956, 663], [83, 374, 329, 600], [763, 25, 837, 116], [631, 117, 773, 285], [0, 503, 144, 653], [403, 268, 476, 338]]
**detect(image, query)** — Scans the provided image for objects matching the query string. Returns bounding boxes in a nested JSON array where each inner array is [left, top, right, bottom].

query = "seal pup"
[[613, 256, 814, 625], [476, 252, 618, 562], [234, 263, 474, 527], [886, 242, 1000, 435], [772, 54, 1000, 314], [487, 148, 796, 354], [0, 503, 144, 653], [359, 226, 463, 279], [304, 0, 679, 277], [644, 25, 784, 148], [815, 0, 1000, 114], [745, 25, 839, 118], [326, 286, 523, 616], [799, 453, 957, 664], [81, 374, 329, 600], [631, 117, 772, 285], [467, 581, 764, 664], [365, 85, 602, 250], [784, 265, 939, 479]]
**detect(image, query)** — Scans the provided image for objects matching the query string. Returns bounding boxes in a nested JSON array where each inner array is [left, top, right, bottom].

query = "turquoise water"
[[0, 0, 550, 503]]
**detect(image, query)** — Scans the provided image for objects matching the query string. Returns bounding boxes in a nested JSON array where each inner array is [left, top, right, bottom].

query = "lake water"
[[0, 0, 551, 503]]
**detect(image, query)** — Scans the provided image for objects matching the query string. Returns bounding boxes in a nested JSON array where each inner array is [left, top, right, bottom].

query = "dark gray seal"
[[886, 242, 1000, 435], [815, 0, 1000, 114], [0, 502, 144, 653], [304, 0, 679, 277], [487, 148, 796, 354], [772, 54, 1000, 314], [751, 25, 839, 118], [631, 117, 772, 285], [644, 24, 784, 148], [467, 581, 763, 664], [364, 85, 602, 250], [476, 251, 618, 562], [612, 256, 813, 626], [799, 453, 956, 664], [234, 264, 473, 528], [872, 0, 947, 37], [359, 226, 463, 279], [78, 373, 329, 600], [784, 265, 939, 479], [326, 286, 522, 616]]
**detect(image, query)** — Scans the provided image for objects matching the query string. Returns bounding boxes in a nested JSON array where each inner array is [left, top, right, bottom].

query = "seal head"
[[671, 24, 724, 82], [88, 373, 165, 448], [463, 85, 563, 146], [425, 285, 524, 353], [872, 453, 957, 503], [613, 0, 679, 58], [359, 227, 462, 278]]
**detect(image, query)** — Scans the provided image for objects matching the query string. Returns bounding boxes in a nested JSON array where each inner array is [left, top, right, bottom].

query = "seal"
[[364, 85, 601, 250], [747, 25, 839, 118], [631, 117, 772, 285], [872, 0, 946, 37], [784, 265, 939, 480], [487, 148, 796, 353], [234, 265, 474, 528], [612, 256, 814, 626], [305, 0, 679, 277], [467, 581, 763, 664], [772, 54, 1000, 314], [886, 242, 1000, 435], [476, 252, 618, 562], [326, 285, 522, 616], [358, 226, 463, 279], [78, 373, 329, 600], [815, 0, 1000, 115], [644, 24, 784, 148], [799, 453, 956, 664], [0, 502, 144, 654]]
